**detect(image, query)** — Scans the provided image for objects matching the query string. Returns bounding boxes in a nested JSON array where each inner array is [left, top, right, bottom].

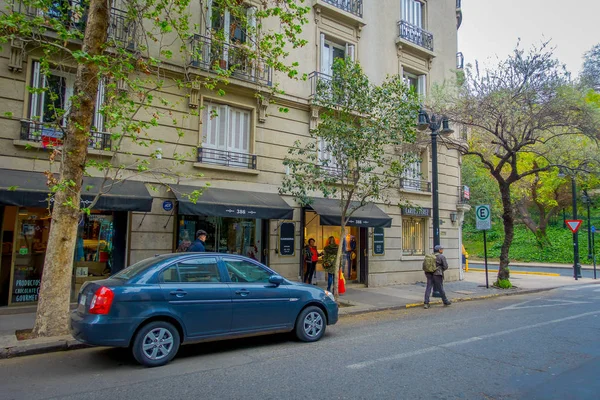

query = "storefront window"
[[177, 215, 262, 260], [402, 217, 426, 256], [73, 212, 114, 298]]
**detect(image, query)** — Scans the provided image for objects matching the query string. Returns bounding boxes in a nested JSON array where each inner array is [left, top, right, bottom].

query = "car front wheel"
[[132, 321, 180, 367], [295, 306, 326, 342]]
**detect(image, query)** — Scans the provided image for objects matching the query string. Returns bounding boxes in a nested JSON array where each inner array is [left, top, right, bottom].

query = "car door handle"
[[235, 289, 250, 297], [170, 290, 187, 298]]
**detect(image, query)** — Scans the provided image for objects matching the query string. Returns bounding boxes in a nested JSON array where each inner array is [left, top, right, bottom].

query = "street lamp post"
[[418, 109, 454, 248]]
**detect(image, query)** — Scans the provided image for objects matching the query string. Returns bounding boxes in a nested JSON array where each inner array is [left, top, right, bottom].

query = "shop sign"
[[401, 207, 431, 217], [347, 218, 371, 226], [224, 207, 258, 216], [279, 222, 295, 256], [373, 227, 385, 256], [12, 277, 41, 303], [162, 200, 174, 212]]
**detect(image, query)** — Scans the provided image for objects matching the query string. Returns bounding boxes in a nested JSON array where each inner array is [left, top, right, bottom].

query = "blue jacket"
[[187, 239, 206, 252]]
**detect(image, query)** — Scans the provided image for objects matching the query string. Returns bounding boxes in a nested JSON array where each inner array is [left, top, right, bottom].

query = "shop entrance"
[[303, 211, 367, 284], [177, 215, 263, 261]]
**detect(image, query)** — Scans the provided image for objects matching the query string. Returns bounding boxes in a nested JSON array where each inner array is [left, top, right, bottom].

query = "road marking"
[[346, 310, 600, 370], [467, 268, 560, 277], [498, 299, 591, 311]]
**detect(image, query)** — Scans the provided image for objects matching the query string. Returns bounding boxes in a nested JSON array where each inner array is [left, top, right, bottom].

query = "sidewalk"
[[2, 271, 599, 360]]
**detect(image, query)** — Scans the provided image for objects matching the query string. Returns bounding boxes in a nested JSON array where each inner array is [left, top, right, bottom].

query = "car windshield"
[[112, 255, 169, 280]]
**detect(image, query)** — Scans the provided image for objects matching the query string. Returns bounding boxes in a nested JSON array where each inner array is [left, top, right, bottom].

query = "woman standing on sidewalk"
[[303, 238, 322, 285], [322, 236, 338, 292]]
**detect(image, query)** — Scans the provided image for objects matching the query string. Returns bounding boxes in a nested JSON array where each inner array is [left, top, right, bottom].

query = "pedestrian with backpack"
[[423, 244, 451, 308]]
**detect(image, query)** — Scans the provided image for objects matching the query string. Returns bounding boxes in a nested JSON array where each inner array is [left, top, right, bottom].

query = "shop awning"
[[172, 185, 294, 220], [308, 198, 392, 228], [0, 169, 153, 212]]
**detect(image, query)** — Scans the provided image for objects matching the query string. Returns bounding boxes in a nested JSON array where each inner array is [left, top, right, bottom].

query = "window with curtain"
[[401, 0, 424, 28], [403, 71, 427, 98], [402, 218, 426, 256], [201, 103, 252, 167], [320, 34, 355, 76], [401, 154, 423, 190]]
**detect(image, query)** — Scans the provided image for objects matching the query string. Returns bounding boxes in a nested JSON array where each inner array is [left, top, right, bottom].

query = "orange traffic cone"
[[338, 270, 346, 295]]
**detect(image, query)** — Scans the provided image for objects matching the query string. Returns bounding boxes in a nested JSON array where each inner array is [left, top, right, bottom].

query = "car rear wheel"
[[132, 321, 180, 367], [295, 306, 326, 342]]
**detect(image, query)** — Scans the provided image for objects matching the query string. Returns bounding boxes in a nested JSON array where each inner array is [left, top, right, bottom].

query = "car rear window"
[[112, 256, 168, 280]]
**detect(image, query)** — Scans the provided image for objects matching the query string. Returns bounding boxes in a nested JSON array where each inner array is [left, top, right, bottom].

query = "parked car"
[[71, 253, 338, 367]]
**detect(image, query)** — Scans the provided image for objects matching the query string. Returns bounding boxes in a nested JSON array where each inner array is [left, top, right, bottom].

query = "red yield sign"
[[566, 220, 583, 234]]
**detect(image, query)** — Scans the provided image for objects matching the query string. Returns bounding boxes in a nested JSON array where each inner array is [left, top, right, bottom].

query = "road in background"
[[2, 287, 600, 399]]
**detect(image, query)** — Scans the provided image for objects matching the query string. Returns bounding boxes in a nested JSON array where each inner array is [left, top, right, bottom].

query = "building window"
[[403, 71, 426, 98], [401, 0, 424, 28], [401, 154, 423, 190], [201, 102, 252, 167], [320, 33, 355, 76], [402, 217, 426, 256]]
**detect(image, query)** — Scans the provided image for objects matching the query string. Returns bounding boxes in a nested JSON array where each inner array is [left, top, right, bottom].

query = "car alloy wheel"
[[303, 311, 323, 339], [142, 328, 174, 361]]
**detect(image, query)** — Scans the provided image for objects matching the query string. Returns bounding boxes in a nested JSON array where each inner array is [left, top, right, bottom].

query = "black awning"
[[308, 198, 392, 228], [0, 169, 153, 212], [172, 185, 293, 220]]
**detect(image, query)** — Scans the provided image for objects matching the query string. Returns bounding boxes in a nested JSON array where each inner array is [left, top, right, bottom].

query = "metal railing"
[[457, 52, 464, 69], [456, 0, 462, 9], [197, 147, 257, 169], [189, 34, 272, 86], [458, 185, 470, 204], [20, 120, 112, 150], [12, 1, 136, 49], [400, 178, 431, 192], [322, 0, 363, 18], [398, 20, 434, 52], [308, 71, 351, 106]]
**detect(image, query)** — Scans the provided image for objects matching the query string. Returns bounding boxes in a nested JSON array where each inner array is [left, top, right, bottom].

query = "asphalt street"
[[3, 286, 600, 400]]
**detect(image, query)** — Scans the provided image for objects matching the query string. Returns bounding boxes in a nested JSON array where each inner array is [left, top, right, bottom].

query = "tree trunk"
[[497, 182, 513, 281], [32, 0, 109, 337]]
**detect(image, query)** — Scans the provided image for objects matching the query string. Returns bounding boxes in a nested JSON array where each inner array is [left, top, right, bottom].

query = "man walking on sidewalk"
[[424, 244, 451, 308]]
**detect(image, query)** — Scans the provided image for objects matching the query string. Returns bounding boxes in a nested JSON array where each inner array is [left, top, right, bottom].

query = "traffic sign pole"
[[476, 205, 492, 289], [483, 230, 489, 289]]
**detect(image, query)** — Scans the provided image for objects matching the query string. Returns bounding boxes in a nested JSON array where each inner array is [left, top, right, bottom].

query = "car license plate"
[[79, 294, 86, 306]]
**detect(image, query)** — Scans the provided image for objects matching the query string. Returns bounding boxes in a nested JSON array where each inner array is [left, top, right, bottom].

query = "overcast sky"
[[458, 0, 600, 77]]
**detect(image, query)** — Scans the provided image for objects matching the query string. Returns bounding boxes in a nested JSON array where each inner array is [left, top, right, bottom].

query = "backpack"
[[422, 253, 437, 273]]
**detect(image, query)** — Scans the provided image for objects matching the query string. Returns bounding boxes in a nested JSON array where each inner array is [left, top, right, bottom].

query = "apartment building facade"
[[0, 0, 469, 306]]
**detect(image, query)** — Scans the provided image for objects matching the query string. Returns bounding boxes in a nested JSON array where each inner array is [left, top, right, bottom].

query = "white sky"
[[458, 0, 600, 77]]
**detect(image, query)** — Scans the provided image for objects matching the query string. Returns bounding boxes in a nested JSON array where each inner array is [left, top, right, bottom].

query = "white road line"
[[498, 299, 591, 311], [561, 284, 600, 291], [346, 310, 600, 370]]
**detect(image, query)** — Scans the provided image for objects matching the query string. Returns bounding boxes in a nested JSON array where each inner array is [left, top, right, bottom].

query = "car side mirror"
[[268, 275, 284, 286]]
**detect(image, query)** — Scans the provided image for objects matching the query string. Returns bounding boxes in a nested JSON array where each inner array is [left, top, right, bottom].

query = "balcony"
[[457, 52, 464, 69], [322, 0, 363, 18], [197, 147, 257, 170], [308, 71, 351, 106], [458, 185, 470, 204], [398, 20, 434, 52], [400, 177, 431, 192], [456, 0, 463, 29], [189, 34, 272, 87], [20, 120, 112, 150], [12, 1, 136, 50]]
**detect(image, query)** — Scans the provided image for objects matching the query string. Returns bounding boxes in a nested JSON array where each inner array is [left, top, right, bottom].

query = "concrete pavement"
[[1, 271, 598, 359]]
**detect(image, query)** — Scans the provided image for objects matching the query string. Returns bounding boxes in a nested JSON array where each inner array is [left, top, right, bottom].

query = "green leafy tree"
[[433, 42, 600, 283], [280, 59, 420, 298], [581, 43, 600, 90], [0, 0, 310, 337]]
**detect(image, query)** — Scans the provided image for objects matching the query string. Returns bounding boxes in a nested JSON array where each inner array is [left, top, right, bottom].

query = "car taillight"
[[89, 286, 114, 315]]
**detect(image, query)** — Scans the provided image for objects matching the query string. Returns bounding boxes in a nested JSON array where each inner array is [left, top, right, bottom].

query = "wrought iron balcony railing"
[[189, 34, 272, 86], [400, 177, 431, 192], [12, 1, 136, 49], [457, 52, 464, 69], [308, 71, 352, 106], [197, 147, 257, 170], [322, 0, 363, 18], [398, 20, 434, 52], [20, 120, 112, 150]]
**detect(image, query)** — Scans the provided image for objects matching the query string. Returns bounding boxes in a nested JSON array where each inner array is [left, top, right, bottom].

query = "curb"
[[467, 268, 560, 277], [0, 338, 90, 360]]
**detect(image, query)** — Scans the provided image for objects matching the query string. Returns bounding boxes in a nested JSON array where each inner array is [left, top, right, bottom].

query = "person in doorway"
[[342, 233, 356, 279], [187, 230, 207, 252], [322, 236, 338, 292], [424, 244, 451, 308], [303, 238, 322, 285]]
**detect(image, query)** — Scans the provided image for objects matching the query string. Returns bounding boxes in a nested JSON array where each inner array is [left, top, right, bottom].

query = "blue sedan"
[[71, 253, 338, 367]]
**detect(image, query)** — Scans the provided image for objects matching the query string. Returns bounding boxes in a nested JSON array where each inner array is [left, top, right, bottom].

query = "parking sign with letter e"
[[476, 205, 491, 230]]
